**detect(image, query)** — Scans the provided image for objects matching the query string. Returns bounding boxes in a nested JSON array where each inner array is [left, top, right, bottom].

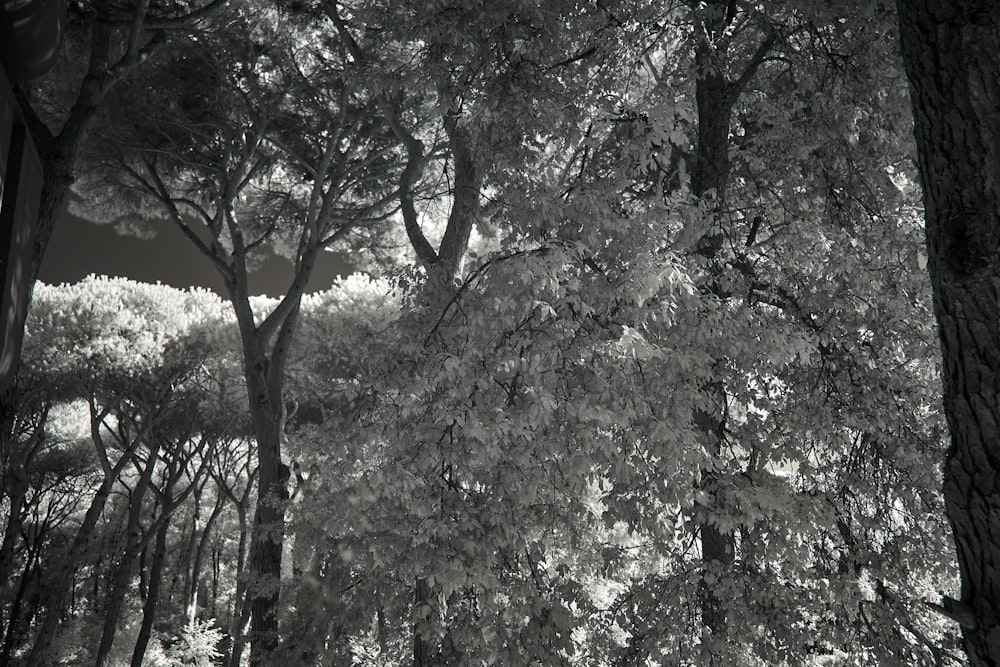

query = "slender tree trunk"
[[181, 490, 202, 617], [138, 540, 149, 603], [225, 501, 251, 667], [188, 493, 225, 623], [25, 469, 123, 667], [0, 465, 28, 589], [211, 543, 220, 617], [0, 411, 45, 587], [228, 592, 252, 667], [1, 544, 38, 665], [130, 510, 171, 667], [94, 449, 158, 667], [897, 1, 1000, 663]]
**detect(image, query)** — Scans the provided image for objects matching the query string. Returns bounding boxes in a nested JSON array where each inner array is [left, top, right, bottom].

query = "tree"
[[337, 0, 958, 663], [4, 277, 237, 666], [13, 0, 225, 285], [1, 3, 224, 645], [897, 0, 1000, 663], [9, 2, 969, 664], [88, 6, 405, 663]]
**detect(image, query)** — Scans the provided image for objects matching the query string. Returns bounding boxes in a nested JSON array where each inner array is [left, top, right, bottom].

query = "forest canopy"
[[3, 0, 998, 666]]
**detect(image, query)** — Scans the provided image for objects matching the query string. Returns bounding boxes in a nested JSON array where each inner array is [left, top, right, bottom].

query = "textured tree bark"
[[241, 343, 291, 667], [246, 426, 288, 666], [412, 577, 433, 667], [896, 1, 1000, 664]]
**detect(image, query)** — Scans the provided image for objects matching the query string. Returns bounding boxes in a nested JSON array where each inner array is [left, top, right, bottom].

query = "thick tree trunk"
[[689, 5, 739, 651], [897, 2, 1000, 663], [247, 445, 288, 666], [412, 577, 433, 667]]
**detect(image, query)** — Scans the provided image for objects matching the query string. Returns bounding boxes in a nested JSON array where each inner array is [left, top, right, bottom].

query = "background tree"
[[0, 5, 225, 646], [0, 277, 239, 666], [88, 5, 404, 663]]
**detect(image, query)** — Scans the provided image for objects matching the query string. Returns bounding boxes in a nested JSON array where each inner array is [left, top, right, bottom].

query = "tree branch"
[[141, 158, 235, 280], [729, 27, 778, 101], [436, 109, 482, 279], [324, 0, 439, 266], [140, 0, 229, 29]]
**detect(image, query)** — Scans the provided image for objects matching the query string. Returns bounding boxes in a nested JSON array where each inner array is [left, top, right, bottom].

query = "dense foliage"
[[1, 0, 985, 665]]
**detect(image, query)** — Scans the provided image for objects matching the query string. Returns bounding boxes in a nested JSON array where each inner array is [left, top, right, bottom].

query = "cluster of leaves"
[[276, 1, 961, 665]]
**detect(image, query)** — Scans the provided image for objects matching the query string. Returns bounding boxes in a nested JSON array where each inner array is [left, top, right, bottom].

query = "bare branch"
[[141, 158, 235, 280]]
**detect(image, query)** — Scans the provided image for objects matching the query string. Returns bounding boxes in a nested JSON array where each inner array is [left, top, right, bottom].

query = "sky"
[[38, 208, 353, 297]]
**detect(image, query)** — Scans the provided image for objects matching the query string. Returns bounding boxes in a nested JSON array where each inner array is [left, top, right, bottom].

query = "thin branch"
[[139, 0, 229, 29], [142, 158, 235, 280], [729, 27, 778, 100], [545, 45, 598, 71]]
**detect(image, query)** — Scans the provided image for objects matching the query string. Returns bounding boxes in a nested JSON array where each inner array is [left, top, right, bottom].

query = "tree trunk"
[[689, 3, 740, 652], [227, 593, 252, 667], [412, 577, 433, 667], [25, 468, 125, 667], [188, 493, 225, 623], [181, 488, 202, 619], [225, 501, 251, 667], [247, 445, 287, 667], [243, 355, 290, 667], [130, 510, 171, 667], [0, 460, 29, 589], [896, 1, 1000, 663], [0, 409, 46, 587], [94, 449, 158, 667], [1, 543, 39, 665]]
